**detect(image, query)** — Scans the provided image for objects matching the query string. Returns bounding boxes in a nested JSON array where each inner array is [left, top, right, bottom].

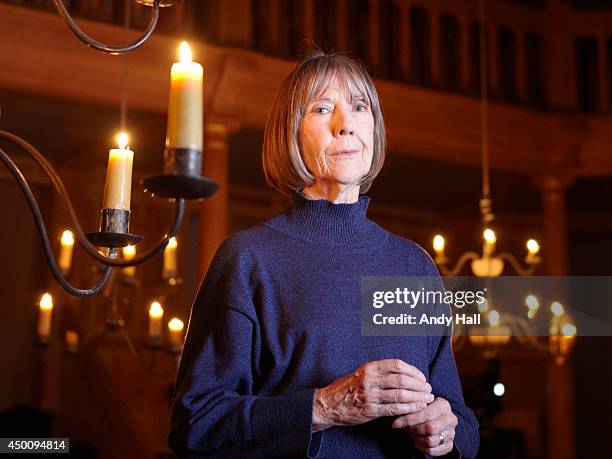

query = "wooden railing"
[[6, 0, 612, 113]]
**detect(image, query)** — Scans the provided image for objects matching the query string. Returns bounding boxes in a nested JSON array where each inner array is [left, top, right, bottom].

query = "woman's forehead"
[[309, 71, 368, 102]]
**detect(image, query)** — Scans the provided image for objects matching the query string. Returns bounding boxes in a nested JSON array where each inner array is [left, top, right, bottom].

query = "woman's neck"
[[301, 182, 360, 203]]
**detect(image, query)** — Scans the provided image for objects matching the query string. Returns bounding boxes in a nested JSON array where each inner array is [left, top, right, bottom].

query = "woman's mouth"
[[332, 149, 360, 156]]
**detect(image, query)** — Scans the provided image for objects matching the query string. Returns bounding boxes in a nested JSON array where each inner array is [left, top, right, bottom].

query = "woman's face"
[[298, 76, 374, 190]]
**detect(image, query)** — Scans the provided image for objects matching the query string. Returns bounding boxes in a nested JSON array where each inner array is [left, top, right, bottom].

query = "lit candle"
[[166, 41, 203, 152], [37, 293, 53, 342], [149, 301, 164, 346], [102, 132, 134, 210], [483, 228, 496, 257], [163, 237, 178, 279], [433, 234, 445, 255], [525, 238, 540, 264], [168, 317, 184, 353], [58, 230, 74, 275], [122, 244, 136, 279], [65, 330, 79, 354]]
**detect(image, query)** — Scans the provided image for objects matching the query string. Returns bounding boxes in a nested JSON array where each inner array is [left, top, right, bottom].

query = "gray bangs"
[[293, 55, 374, 115]]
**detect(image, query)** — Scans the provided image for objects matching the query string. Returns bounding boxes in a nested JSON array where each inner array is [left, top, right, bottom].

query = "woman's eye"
[[314, 106, 330, 114], [355, 104, 368, 112]]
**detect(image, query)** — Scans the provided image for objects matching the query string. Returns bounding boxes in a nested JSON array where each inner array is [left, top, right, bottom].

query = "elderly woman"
[[168, 51, 479, 458]]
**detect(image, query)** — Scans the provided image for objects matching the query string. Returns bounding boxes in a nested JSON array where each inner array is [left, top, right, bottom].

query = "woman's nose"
[[333, 110, 354, 137]]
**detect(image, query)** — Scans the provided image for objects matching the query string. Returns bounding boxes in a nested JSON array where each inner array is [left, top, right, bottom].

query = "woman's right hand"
[[312, 359, 434, 432]]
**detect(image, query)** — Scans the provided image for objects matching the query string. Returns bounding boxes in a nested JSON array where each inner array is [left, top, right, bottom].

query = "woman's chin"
[[325, 171, 368, 188]]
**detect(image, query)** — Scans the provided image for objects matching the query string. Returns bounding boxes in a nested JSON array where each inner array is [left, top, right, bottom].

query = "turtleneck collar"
[[264, 191, 388, 248]]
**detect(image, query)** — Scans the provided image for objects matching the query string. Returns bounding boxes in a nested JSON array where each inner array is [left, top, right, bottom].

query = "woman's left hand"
[[391, 396, 458, 457]]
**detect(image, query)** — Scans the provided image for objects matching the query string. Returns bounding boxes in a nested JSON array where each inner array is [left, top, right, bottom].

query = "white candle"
[[58, 230, 74, 275], [168, 317, 184, 353], [102, 132, 134, 210], [149, 301, 164, 344], [163, 237, 178, 279], [37, 293, 53, 340], [166, 42, 204, 151]]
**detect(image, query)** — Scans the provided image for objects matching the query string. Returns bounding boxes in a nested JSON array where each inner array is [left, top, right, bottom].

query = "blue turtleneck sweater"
[[168, 192, 479, 458]]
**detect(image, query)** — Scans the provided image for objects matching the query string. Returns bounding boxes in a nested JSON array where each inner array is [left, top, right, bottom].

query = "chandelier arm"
[[497, 252, 537, 276], [0, 130, 185, 268], [51, 0, 161, 55], [0, 146, 113, 297], [446, 251, 480, 276]]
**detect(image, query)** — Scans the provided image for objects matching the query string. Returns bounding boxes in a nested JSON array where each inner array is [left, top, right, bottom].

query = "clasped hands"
[[312, 359, 458, 456]]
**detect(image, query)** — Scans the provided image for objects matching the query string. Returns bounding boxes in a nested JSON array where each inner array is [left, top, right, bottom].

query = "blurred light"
[[488, 309, 500, 327], [61, 230, 74, 246], [526, 239, 540, 254], [149, 301, 163, 318], [551, 301, 564, 317], [561, 323, 577, 337], [168, 318, 184, 332], [525, 294, 540, 311], [493, 382, 505, 397], [123, 245, 136, 258], [483, 228, 496, 244], [433, 235, 445, 253], [117, 132, 129, 149], [478, 298, 489, 313], [39, 293, 53, 310]]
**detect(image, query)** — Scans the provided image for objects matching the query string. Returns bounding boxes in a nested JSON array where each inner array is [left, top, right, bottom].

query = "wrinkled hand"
[[392, 396, 458, 457], [312, 359, 434, 432]]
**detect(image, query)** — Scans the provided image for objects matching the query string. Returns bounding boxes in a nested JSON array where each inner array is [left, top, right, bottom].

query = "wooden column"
[[303, 0, 315, 45], [266, 0, 283, 54], [336, 0, 349, 51], [533, 172, 577, 459], [598, 35, 608, 112], [399, 3, 411, 81], [430, 9, 440, 86], [488, 24, 498, 97], [368, 0, 381, 70], [199, 122, 230, 279], [532, 114, 584, 459], [533, 174, 574, 276], [458, 15, 471, 92], [516, 30, 527, 104]]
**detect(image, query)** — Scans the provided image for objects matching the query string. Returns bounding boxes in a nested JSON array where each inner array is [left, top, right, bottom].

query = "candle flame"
[[117, 132, 129, 150], [61, 230, 74, 246], [168, 317, 184, 332], [433, 235, 445, 253], [39, 293, 53, 310], [488, 309, 500, 327], [483, 228, 496, 244], [149, 301, 164, 318], [123, 244, 136, 258], [526, 239, 540, 254], [551, 301, 564, 317], [561, 323, 577, 337], [525, 294, 540, 311], [168, 237, 178, 249], [179, 41, 192, 63]]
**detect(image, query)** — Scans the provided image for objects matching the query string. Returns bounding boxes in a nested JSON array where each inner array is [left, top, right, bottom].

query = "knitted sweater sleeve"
[[168, 238, 323, 458], [422, 254, 480, 459]]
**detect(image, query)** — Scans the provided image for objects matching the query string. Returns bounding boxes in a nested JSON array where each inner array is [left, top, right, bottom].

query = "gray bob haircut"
[[262, 50, 386, 196]]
